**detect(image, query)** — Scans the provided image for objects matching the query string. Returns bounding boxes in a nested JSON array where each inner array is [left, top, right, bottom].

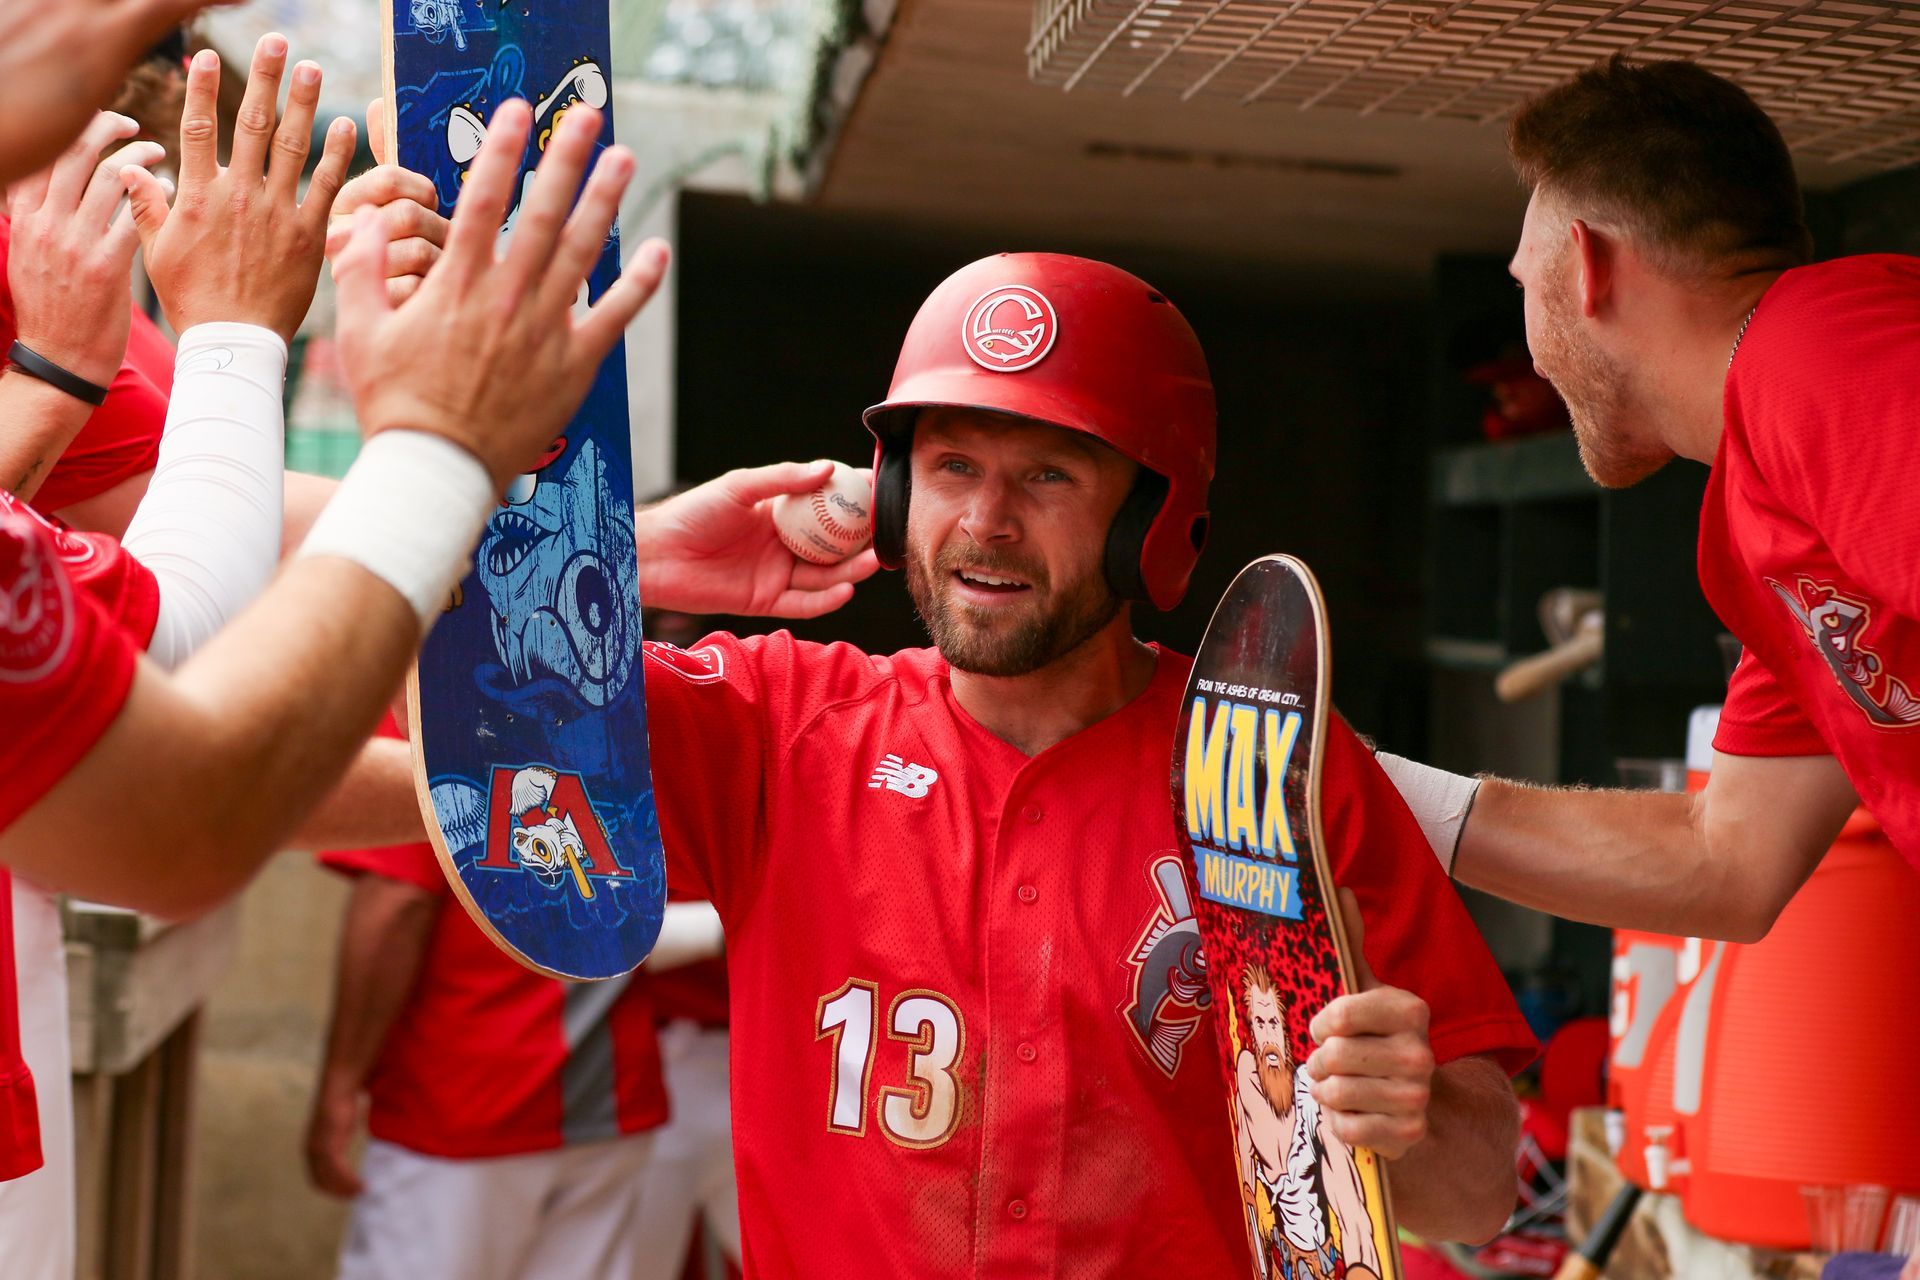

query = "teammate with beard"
[[1236, 964, 1378, 1280], [639, 253, 1535, 1276], [1376, 60, 1920, 958]]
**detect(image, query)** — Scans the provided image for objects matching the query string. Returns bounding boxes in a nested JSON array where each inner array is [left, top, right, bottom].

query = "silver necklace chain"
[[1728, 305, 1757, 370]]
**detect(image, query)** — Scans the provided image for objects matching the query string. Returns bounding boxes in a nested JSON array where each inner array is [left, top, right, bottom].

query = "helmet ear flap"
[[1102, 469, 1169, 605], [872, 444, 912, 570]]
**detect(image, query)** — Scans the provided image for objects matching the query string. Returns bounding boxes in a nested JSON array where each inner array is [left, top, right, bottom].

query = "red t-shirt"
[[0, 216, 171, 514], [1703, 254, 1920, 861], [644, 633, 1535, 1279], [320, 727, 669, 1159], [0, 495, 158, 1180]]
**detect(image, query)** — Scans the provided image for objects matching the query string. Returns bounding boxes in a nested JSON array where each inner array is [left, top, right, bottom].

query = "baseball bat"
[[1552, 1184, 1643, 1280]]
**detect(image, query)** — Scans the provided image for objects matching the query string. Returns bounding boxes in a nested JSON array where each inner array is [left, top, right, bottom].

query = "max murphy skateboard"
[[386, 0, 665, 980], [1174, 554, 1402, 1280]]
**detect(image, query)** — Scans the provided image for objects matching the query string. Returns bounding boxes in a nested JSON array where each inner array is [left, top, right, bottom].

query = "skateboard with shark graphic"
[[1173, 555, 1401, 1280], [384, 0, 665, 980]]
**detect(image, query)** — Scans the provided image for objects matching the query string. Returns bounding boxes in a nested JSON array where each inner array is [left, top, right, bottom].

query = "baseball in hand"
[[771, 460, 873, 565]]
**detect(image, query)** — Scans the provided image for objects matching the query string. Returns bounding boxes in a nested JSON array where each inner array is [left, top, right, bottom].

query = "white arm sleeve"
[[121, 323, 288, 670], [1374, 751, 1481, 877], [643, 901, 725, 972]]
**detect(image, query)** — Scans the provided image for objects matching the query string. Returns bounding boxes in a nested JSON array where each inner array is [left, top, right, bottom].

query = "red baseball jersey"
[[1704, 254, 1920, 862], [321, 723, 669, 1159], [0, 217, 171, 514], [0, 496, 157, 1180], [0, 492, 158, 831], [644, 632, 1535, 1278]]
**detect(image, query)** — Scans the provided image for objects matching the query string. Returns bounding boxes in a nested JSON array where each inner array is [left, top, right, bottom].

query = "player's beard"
[[906, 541, 1122, 677], [1257, 1039, 1293, 1116], [1534, 270, 1668, 489]]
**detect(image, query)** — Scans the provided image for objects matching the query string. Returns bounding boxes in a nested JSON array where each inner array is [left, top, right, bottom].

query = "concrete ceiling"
[[811, 0, 1873, 288]]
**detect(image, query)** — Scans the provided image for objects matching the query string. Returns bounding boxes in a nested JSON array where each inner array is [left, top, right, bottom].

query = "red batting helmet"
[[862, 253, 1216, 611]]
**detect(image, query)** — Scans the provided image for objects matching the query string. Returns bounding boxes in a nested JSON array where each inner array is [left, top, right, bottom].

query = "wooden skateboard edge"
[[404, 663, 603, 982], [1194, 552, 1406, 1276]]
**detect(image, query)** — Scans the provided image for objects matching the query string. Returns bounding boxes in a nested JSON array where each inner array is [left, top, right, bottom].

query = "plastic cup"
[[1805, 1184, 1847, 1253], [1884, 1195, 1920, 1257], [1845, 1185, 1890, 1253]]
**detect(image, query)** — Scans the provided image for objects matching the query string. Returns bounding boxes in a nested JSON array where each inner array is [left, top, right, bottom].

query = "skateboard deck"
[[1174, 554, 1402, 1280], [385, 0, 665, 980]]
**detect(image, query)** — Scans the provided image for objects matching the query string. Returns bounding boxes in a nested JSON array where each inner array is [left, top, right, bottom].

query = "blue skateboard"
[[384, 0, 665, 980]]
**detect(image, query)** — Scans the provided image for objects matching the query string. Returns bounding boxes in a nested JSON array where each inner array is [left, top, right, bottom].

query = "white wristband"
[[295, 430, 495, 631], [1375, 751, 1481, 877]]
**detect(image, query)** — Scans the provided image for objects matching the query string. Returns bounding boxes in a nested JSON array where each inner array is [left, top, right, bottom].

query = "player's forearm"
[[0, 367, 95, 498], [318, 876, 438, 1093], [0, 558, 422, 916], [1455, 779, 1752, 937], [163, 561, 421, 897], [1386, 1056, 1518, 1245], [287, 735, 430, 850]]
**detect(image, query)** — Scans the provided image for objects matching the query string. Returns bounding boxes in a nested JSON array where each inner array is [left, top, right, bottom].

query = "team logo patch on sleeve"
[[0, 513, 75, 684], [1769, 575, 1920, 728], [643, 641, 727, 685], [1120, 855, 1211, 1077]]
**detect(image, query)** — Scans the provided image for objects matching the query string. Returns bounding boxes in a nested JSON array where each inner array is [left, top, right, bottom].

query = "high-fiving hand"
[[331, 100, 670, 490], [123, 34, 355, 344], [5, 111, 168, 386]]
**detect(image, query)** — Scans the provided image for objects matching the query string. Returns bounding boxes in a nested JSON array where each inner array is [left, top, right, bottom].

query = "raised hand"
[[326, 97, 449, 306], [633, 461, 881, 618], [0, 0, 235, 184], [123, 34, 355, 343], [331, 100, 670, 489], [6, 111, 168, 385]]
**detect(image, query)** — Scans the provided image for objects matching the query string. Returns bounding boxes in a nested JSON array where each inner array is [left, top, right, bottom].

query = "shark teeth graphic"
[[486, 509, 550, 578]]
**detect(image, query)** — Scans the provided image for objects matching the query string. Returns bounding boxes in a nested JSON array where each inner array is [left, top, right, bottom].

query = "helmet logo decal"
[[961, 285, 1059, 373]]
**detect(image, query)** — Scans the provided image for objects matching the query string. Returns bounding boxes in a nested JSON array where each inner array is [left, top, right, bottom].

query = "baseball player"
[[639, 254, 1537, 1275], [1377, 59, 1920, 954], [308, 723, 731, 1280]]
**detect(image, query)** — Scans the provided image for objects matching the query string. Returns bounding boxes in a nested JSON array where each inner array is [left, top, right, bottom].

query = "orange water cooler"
[[1609, 707, 1920, 1249]]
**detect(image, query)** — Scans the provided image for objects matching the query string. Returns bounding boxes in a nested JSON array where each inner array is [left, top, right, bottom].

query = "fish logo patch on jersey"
[[961, 285, 1057, 373], [1120, 855, 1211, 1077], [1768, 575, 1920, 728], [868, 754, 939, 799]]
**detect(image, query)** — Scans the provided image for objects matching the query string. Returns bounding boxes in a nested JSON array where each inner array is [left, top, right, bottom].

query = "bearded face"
[[905, 536, 1120, 677], [1246, 983, 1294, 1115], [1515, 192, 1671, 490], [903, 409, 1134, 678]]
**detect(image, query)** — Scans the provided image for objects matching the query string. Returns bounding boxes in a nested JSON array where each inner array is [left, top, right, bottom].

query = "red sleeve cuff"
[[318, 842, 450, 897], [0, 1068, 42, 1182], [1427, 1013, 1539, 1079], [1713, 711, 1828, 758]]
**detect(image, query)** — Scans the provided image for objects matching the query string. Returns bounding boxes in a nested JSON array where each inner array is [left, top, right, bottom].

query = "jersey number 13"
[[816, 978, 964, 1150]]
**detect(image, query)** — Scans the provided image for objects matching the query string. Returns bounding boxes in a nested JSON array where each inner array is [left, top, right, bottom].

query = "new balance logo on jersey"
[[868, 754, 939, 798]]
